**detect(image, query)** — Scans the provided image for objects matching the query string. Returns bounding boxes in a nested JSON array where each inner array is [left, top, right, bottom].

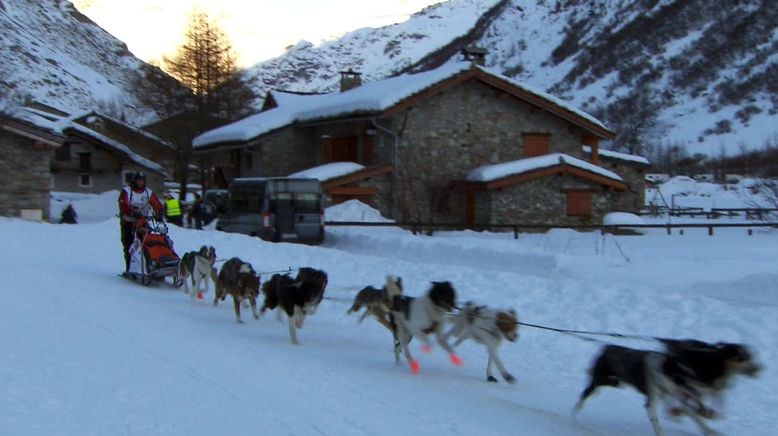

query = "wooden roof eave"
[[474, 73, 616, 140], [380, 69, 478, 118], [473, 164, 627, 192], [0, 117, 64, 147], [321, 164, 394, 190], [380, 68, 615, 140], [64, 129, 167, 176]]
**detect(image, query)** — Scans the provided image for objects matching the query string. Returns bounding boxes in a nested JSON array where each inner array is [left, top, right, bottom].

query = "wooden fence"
[[324, 221, 778, 239], [639, 207, 778, 220]]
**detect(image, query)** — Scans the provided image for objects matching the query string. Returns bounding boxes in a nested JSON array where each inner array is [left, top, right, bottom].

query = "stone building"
[[0, 111, 64, 221], [193, 61, 649, 226], [70, 112, 178, 176], [24, 106, 169, 194]]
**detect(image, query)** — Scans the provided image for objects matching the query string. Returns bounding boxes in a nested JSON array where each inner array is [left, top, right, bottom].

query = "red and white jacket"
[[118, 185, 163, 223]]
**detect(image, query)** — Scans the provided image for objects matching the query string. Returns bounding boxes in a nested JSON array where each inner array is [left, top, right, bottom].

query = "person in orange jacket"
[[118, 172, 163, 272]]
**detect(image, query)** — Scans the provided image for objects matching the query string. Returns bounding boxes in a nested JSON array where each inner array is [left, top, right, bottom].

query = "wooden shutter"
[[566, 191, 592, 216], [523, 134, 551, 157]]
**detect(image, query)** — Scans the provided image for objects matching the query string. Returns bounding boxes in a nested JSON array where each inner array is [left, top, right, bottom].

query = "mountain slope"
[[244, 0, 777, 155], [0, 0, 156, 122]]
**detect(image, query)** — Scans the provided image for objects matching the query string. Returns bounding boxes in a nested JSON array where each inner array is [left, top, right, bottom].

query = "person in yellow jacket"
[[163, 192, 183, 226]]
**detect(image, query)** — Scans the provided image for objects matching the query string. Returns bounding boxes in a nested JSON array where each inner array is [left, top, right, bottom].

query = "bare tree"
[[594, 85, 667, 155]]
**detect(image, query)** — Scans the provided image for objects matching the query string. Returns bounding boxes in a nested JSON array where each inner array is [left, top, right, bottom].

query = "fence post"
[[748, 228, 753, 236], [708, 225, 713, 236], [666, 224, 671, 235], [514, 226, 519, 239]]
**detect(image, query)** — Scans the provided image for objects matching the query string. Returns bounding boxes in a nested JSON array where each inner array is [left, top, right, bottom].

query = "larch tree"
[[136, 11, 256, 202]]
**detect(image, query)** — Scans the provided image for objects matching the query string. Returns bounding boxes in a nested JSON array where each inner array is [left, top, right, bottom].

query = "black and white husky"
[[178, 245, 216, 299], [261, 268, 328, 345], [390, 281, 461, 374], [574, 340, 761, 436], [445, 302, 519, 383]]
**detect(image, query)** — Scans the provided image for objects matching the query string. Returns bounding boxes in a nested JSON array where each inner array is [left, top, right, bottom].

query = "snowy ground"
[[646, 177, 775, 211], [1, 209, 776, 435]]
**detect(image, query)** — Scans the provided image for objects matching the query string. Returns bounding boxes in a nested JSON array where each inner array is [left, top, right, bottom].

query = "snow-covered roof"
[[288, 162, 366, 182], [267, 90, 327, 108], [193, 62, 611, 149], [582, 146, 650, 165], [0, 108, 65, 139], [71, 111, 177, 150], [467, 153, 623, 183], [14, 106, 168, 176], [65, 123, 168, 176]]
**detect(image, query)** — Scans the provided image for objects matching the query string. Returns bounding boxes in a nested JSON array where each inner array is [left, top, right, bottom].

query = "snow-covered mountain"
[[245, 0, 777, 155], [0, 0, 156, 122]]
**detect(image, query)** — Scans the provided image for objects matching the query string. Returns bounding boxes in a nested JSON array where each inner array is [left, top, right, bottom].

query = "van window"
[[230, 192, 263, 213], [293, 192, 320, 213], [270, 179, 320, 194]]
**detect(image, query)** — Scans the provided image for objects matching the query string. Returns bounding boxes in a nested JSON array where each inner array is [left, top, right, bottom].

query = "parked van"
[[216, 177, 325, 244]]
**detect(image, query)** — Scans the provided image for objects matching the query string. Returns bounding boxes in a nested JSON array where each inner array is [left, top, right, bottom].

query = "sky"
[[71, 0, 442, 68]]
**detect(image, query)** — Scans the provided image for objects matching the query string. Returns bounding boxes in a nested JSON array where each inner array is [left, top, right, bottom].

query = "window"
[[523, 134, 551, 157], [78, 152, 92, 172], [55, 143, 71, 161], [566, 190, 592, 216], [79, 174, 92, 187]]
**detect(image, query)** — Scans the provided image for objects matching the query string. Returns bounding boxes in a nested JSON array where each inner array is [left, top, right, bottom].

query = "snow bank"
[[325, 199, 392, 222], [467, 153, 623, 183], [660, 175, 698, 197], [50, 190, 119, 223], [289, 162, 365, 182], [603, 212, 645, 226], [649, 177, 775, 210]]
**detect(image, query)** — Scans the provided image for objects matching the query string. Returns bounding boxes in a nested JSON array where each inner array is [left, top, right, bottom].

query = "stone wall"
[[597, 158, 647, 211], [485, 174, 616, 226], [51, 141, 164, 194], [388, 79, 590, 224], [204, 127, 318, 186], [0, 130, 53, 220]]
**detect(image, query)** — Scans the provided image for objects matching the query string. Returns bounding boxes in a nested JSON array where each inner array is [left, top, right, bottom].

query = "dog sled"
[[122, 216, 183, 287]]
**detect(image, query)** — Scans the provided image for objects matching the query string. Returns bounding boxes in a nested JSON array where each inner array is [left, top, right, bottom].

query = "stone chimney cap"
[[462, 45, 488, 55], [339, 69, 362, 76]]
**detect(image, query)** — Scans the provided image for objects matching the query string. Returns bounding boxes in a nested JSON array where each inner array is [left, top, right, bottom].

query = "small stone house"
[[24, 107, 169, 194], [71, 112, 178, 176], [0, 110, 63, 221], [193, 61, 649, 227]]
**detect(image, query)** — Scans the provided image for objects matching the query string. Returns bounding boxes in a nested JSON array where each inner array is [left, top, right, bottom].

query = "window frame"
[[78, 173, 93, 188]]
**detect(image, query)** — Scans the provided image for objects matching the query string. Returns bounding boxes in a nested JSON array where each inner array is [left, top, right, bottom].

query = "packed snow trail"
[[1, 219, 775, 435]]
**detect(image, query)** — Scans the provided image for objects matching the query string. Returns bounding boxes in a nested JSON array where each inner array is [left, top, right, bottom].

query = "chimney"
[[461, 45, 487, 66], [339, 69, 362, 92]]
